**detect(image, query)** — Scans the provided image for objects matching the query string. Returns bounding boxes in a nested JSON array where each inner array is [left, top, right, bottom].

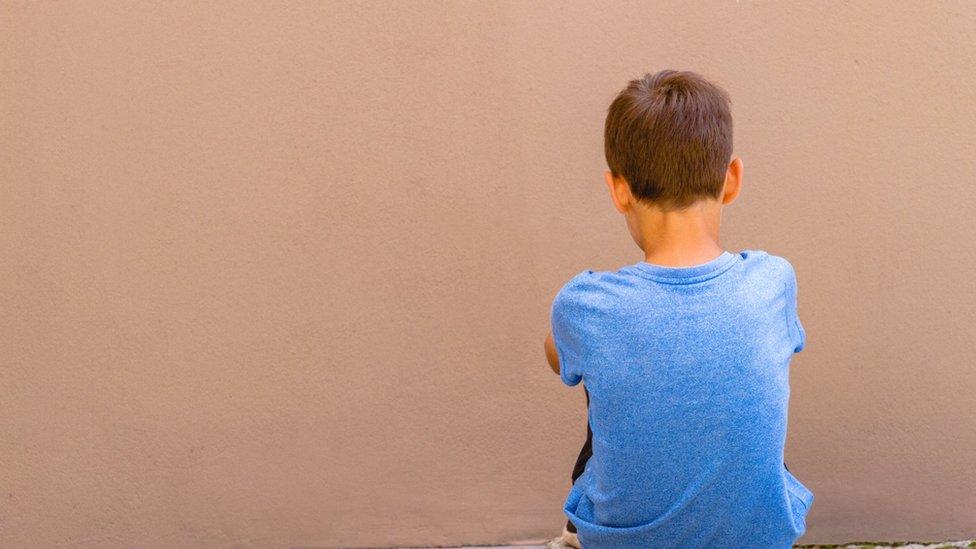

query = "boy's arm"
[[544, 332, 560, 375], [546, 272, 588, 387]]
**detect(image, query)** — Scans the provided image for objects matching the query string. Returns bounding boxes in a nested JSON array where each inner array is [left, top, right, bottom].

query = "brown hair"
[[604, 70, 733, 210]]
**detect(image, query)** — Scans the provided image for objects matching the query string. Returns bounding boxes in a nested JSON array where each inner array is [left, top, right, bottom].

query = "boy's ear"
[[721, 156, 743, 205], [603, 171, 631, 214]]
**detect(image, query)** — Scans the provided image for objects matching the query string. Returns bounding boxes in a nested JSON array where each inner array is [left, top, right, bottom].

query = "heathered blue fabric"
[[551, 249, 813, 548]]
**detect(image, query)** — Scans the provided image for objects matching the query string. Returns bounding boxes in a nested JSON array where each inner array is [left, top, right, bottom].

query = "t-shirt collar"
[[630, 251, 739, 283]]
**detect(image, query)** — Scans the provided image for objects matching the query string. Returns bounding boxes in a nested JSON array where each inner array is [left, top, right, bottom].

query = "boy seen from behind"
[[544, 70, 813, 549]]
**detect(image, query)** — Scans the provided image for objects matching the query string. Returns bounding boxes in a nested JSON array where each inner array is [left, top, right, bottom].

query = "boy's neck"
[[632, 198, 725, 267]]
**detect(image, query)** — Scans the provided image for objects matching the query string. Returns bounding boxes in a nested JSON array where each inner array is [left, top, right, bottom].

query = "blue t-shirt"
[[551, 250, 813, 548]]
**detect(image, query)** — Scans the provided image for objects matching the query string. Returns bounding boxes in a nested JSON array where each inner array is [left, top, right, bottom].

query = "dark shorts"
[[566, 387, 593, 534], [565, 386, 791, 534]]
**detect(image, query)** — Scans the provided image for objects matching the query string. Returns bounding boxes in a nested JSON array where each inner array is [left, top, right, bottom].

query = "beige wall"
[[2, 2, 975, 547]]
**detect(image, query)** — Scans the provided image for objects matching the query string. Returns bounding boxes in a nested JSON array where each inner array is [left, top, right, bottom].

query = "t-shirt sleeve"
[[550, 271, 592, 387], [785, 262, 806, 354]]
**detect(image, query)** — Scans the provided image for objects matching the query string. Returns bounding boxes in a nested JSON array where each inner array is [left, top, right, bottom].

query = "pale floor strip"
[[414, 541, 976, 549]]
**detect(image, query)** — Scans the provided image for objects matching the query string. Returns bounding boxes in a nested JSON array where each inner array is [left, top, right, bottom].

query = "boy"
[[544, 70, 813, 548]]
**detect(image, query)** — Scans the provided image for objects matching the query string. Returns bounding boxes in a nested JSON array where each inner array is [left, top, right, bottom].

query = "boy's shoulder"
[[554, 249, 797, 302], [754, 249, 796, 273], [751, 250, 800, 291], [728, 248, 798, 275], [563, 249, 793, 282]]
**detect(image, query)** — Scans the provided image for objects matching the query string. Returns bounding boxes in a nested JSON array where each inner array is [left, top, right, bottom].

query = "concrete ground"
[[416, 542, 976, 549]]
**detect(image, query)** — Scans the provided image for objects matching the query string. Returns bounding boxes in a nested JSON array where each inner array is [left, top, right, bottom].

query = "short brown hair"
[[604, 70, 733, 210]]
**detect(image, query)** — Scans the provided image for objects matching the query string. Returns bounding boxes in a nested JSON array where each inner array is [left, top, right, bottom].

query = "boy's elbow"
[[544, 332, 560, 374]]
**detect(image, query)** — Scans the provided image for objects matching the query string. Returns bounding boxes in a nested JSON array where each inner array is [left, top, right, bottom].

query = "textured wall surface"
[[2, 2, 975, 547]]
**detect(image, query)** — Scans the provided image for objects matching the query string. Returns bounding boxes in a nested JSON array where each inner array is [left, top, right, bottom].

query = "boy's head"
[[603, 70, 740, 213]]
